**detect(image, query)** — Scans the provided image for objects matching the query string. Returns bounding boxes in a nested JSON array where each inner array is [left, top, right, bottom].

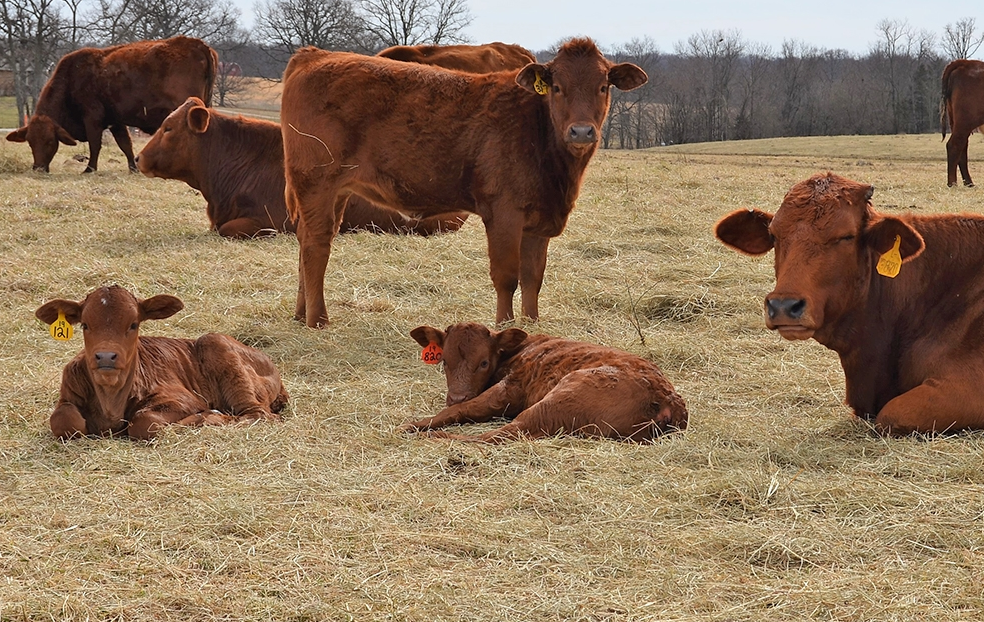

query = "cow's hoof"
[[128, 166, 138, 173], [82, 166, 95, 174], [965, 181, 975, 188]]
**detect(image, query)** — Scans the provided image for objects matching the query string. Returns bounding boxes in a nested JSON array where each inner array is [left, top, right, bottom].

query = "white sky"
[[235, 1, 983, 58]]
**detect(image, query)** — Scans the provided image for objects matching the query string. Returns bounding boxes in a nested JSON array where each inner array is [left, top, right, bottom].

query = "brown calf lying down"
[[136, 98, 467, 238], [401, 322, 688, 442], [716, 172, 984, 435], [36, 286, 287, 440]]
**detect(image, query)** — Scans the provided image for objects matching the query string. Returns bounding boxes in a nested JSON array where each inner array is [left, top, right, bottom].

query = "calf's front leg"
[[399, 382, 522, 433], [50, 402, 87, 440]]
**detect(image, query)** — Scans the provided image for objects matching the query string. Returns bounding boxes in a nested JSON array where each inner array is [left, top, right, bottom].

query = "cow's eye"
[[600, 85, 608, 93], [80, 323, 87, 331], [480, 360, 489, 369], [837, 235, 855, 243], [162, 126, 171, 133], [552, 85, 561, 94], [129, 322, 139, 331]]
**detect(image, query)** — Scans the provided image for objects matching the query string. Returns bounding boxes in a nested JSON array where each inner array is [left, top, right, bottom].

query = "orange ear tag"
[[876, 235, 902, 278], [533, 72, 549, 96], [50, 310, 73, 341], [421, 342, 443, 365]]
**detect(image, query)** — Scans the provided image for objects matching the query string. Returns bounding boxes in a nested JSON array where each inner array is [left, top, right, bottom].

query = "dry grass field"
[[1, 131, 984, 620]]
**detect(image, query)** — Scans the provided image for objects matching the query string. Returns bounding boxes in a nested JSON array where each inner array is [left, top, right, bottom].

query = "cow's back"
[[377, 42, 535, 73]]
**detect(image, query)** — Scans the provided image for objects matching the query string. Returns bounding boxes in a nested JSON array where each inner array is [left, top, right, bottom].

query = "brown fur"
[[36, 286, 287, 440], [941, 59, 984, 187], [716, 171, 984, 435], [136, 98, 466, 238], [6, 36, 216, 173], [377, 42, 536, 73], [401, 322, 688, 443], [281, 38, 648, 327]]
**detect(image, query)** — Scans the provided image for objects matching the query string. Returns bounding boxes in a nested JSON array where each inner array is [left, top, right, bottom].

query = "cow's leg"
[[128, 408, 241, 440], [195, 334, 285, 421], [519, 233, 550, 321], [50, 403, 87, 440], [874, 378, 984, 435], [82, 120, 104, 173], [108, 124, 138, 172], [959, 139, 974, 187], [296, 193, 346, 328], [398, 381, 523, 433], [483, 211, 525, 324], [947, 133, 969, 187], [217, 217, 278, 239]]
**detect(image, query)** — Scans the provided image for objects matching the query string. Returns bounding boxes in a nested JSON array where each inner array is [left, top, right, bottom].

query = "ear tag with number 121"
[[421, 342, 443, 364], [50, 310, 73, 341], [876, 235, 902, 278]]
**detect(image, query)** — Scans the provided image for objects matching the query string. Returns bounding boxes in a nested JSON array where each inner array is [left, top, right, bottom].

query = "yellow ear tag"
[[876, 235, 903, 278], [50, 310, 73, 341], [421, 342, 443, 365], [533, 72, 549, 96]]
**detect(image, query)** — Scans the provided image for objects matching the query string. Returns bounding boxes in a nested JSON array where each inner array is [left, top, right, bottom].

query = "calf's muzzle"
[[766, 297, 806, 321], [94, 351, 118, 369]]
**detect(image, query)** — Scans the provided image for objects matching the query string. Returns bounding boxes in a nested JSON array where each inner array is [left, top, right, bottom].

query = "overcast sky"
[[237, 1, 983, 57]]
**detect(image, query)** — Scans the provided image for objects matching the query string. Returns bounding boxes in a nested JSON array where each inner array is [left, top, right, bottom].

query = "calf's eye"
[[130, 322, 139, 330], [480, 360, 489, 369]]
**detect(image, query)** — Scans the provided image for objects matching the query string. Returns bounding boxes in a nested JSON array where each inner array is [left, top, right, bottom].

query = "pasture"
[[1, 132, 983, 620]]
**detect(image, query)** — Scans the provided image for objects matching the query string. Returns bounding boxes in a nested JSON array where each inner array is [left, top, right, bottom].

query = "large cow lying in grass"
[[401, 322, 688, 442], [716, 171, 984, 435], [6, 36, 216, 174], [941, 59, 984, 187], [281, 38, 648, 327], [36, 286, 287, 440], [136, 98, 467, 238]]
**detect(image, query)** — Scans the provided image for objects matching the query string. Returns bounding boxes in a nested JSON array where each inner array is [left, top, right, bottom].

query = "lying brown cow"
[[716, 171, 984, 435], [377, 41, 535, 73], [282, 38, 647, 327], [6, 36, 216, 173], [400, 322, 688, 442], [136, 98, 467, 238], [36, 286, 287, 440], [941, 59, 984, 187]]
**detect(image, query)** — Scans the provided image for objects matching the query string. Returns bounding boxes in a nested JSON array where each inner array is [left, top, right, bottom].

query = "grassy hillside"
[[0, 132, 982, 620]]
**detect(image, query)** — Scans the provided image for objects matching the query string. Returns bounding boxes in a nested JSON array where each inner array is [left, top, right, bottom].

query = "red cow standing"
[[941, 59, 984, 187]]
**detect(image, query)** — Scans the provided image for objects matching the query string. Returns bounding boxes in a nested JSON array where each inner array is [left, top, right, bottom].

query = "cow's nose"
[[766, 298, 806, 320], [568, 125, 596, 144], [95, 351, 118, 368], [446, 392, 469, 407]]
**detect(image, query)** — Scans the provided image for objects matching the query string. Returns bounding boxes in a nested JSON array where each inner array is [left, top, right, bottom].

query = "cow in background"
[[282, 38, 647, 327], [401, 322, 688, 442], [36, 286, 288, 440], [377, 42, 535, 73], [136, 98, 467, 238], [941, 59, 984, 187], [716, 171, 984, 435], [6, 36, 216, 173]]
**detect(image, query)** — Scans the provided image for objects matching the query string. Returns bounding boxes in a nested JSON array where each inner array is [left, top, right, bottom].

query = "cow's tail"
[[941, 63, 956, 141], [202, 45, 218, 107]]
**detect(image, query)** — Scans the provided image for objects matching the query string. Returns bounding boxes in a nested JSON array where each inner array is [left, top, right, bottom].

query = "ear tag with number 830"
[[533, 72, 549, 96], [50, 310, 73, 341], [876, 235, 902, 278], [421, 342, 443, 365]]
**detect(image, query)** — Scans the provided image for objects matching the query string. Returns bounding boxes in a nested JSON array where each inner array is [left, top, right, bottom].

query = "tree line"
[[2, 0, 982, 147]]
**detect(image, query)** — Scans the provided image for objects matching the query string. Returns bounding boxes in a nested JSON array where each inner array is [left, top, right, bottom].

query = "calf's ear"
[[715, 209, 775, 255], [55, 126, 76, 145], [494, 328, 527, 356], [187, 105, 210, 134], [36, 299, 83, 325], [410, 325, 445, 348], [864, 215, 925, 264], [516, 64, 551, 94], [6, 127, 27, 143], [608, 63, 648, 91], [139, 295, 184, 321]]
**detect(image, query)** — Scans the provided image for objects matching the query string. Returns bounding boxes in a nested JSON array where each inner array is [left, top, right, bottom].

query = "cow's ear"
[[139, 295, 184, 321], [36, 299, 83, 325], [187, 105, 210, 134], [410, 325, 445, 348], [6, 127, 27, 143], [55, 126, 76, 146], [608, 63, 648, 91], [494, 328, 527, 356], [715, 209, 775, 255], [516, 63, 551, 94], [864, 215, 925, 264]]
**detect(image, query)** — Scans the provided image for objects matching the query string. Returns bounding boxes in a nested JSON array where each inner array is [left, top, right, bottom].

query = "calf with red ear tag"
[[401, 322, 687, 443], [36, 285, 288, 440], [715, 171, 984, 434]]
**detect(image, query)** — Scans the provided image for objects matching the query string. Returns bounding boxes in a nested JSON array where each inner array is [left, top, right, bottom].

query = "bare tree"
[[253, 0, 365, 62], [88, 0, 240, 43], [359, 0, 471, 47], [0, 0, 67, 122], [942, 17, 984, 60], [675, 29, 744, 142]]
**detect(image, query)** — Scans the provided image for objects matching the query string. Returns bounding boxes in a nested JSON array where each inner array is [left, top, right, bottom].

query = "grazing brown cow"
[[6, 36, 216, 173], [941, 59, 984, 187], [400, 322, 688, 442], [136, 98, 467, 238], [282, 38, 647, 327], [715, 171, 984, 435], [36, 286, 288, 440], [377, 41, 536, 73]]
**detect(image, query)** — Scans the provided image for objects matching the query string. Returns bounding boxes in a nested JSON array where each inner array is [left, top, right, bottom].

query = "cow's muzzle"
[[766, 297, 806, 321], [446, 392, 471, 407], [94, 351, 119, 369], [567, 125, 597, 144]]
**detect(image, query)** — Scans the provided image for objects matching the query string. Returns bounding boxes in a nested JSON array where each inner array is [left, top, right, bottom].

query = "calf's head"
[[411, 322, 527, 406], [6, 115, 77, 172], [516, 38, 647, 154], [136, 97, 209, 185], [36, 286, 184, 387], [715, 172, 924, 342]]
